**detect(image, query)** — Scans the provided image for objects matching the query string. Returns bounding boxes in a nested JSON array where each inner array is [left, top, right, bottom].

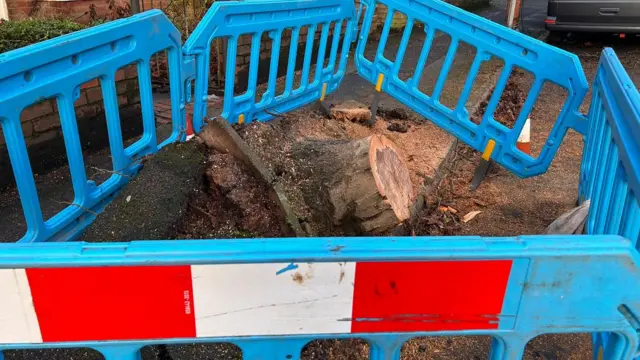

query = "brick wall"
[[0, 64, 140, 155]]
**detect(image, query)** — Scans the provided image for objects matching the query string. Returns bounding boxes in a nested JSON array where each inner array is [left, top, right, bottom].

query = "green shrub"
[[0, 19, 86, 54]]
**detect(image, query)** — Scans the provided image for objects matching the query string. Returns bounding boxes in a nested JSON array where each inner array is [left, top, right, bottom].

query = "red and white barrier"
[[0, 260, 512, 343]]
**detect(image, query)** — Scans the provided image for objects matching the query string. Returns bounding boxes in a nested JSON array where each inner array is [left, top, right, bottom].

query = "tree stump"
[[292, 134, 413, 234]]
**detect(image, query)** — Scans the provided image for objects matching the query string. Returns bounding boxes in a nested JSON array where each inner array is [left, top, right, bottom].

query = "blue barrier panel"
[[0, 10, 185, 243], [580, 48, 639, 246], [0, 235, 640, 359], [578, 48, 640, 360], [353, 0, 589, 178], [182, 0, 357, 132]]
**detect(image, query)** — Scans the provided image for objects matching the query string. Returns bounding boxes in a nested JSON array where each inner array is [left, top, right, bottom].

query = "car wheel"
[[548, 31, 567, 43]]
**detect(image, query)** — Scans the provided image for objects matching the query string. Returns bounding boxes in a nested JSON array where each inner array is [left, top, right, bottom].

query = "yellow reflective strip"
[[320, 83, 327, 101], [597, 347, 603, 360], [238, 113, 245, 124], [375, 73, 384, 92], [481, 139, 496, 161]]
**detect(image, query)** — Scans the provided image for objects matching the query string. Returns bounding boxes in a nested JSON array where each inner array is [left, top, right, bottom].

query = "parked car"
[[546, 0, 640, 34]]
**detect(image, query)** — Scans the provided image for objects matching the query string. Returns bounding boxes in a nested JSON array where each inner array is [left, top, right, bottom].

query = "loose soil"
[[178, 150, 287, 239]]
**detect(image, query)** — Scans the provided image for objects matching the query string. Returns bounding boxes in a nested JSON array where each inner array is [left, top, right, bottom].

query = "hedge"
[[0, 19, 86, 54]]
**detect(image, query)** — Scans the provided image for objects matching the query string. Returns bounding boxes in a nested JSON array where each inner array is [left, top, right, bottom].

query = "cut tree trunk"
[[292, 134, 414, 235]]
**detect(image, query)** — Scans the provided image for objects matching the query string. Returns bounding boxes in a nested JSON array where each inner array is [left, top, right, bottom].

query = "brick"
[[118, 95, 128, 106], [74, 92, 88, 106], [75, 103, 101, 119], [128, 92, 141, 105], [34, 114, 61, 133], [239, 35, 252, 46], [125, 65, 138, 78], [116, 81, 129, 95], [115, 69, 126, 82], [26, 130, 57, 147], [81, 79, 100, 90], [86, 87, 103, 104], [20, 100, 54, 123], [22, 122, 33, 138], [237, 44, 251, 56]]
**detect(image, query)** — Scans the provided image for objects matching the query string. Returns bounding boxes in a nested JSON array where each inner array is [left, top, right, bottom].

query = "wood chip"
[[472, 199, 487, 207], [462, 210, 482, 223], [447, 206, 458, 214], [438, 206, 449, 212]]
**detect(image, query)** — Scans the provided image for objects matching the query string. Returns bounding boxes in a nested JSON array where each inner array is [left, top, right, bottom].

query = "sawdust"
[[301, 339, 370, 360]]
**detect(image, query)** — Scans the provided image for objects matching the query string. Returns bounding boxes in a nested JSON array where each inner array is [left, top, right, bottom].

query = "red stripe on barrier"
[[350, 260, 512, 333], [26, 266, 196, 342]]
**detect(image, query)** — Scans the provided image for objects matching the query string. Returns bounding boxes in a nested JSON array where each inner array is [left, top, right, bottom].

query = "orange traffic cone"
[[516, 118, 531, 155], [186, 113, 195, 141]]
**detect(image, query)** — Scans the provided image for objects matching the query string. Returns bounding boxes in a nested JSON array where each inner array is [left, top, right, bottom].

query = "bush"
[[0, 19, 86, 54]]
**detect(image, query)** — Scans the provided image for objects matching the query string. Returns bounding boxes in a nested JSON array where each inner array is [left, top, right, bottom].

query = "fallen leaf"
[[462, 210, 482, 223]]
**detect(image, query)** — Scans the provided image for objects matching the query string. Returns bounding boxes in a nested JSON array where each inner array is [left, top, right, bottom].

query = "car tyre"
[[548, 31, 568, 43]]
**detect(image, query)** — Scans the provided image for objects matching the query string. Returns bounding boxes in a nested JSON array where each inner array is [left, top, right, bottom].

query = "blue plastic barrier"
[[182, 0, 357, 132], [1, 235, 640, 359], [0, 11, 186, 243], [578, 48, 640, 360], [580, 48, 639, 246], [353, 0, 589, 178], [0, 3, 640, 359]]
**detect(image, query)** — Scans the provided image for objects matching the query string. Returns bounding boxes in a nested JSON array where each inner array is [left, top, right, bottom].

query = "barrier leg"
[[95, 345, 142, 360], [368, 74, 385, 126], [370, 340, 402, 360], [313, 82, 332, 118], [240, 339, 307, 360], [470, 140, 496, 191], [488, 335, 529, 360]]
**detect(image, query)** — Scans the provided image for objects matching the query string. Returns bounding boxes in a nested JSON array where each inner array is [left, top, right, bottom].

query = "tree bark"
[[292, 134, 413, 235]]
